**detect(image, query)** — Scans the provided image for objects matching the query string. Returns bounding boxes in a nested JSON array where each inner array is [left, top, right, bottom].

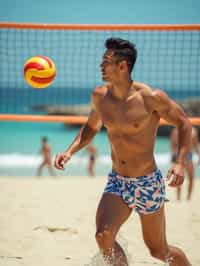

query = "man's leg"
[[186, 161, 194, 200], [140, 205, 191, 265], [95, 193, 132, 266]]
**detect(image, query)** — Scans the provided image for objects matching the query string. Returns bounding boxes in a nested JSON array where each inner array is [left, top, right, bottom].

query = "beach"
[[0, 176, 200, 266]]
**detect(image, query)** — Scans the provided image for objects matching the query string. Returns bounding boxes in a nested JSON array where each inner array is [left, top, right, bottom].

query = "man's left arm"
[[149, 89, 192, 186]]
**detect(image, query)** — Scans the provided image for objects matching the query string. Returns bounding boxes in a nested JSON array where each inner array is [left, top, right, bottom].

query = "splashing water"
[[84, 233, 131, 266], [84, 232, 168, 265], [84, 252, 109, 266]]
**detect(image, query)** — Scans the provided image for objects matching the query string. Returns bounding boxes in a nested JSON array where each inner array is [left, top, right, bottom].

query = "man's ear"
[[119, 60, 128, 72]]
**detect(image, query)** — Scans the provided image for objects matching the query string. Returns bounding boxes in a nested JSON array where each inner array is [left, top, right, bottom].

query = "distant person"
[[37, 137, 55, 177], [170, 127, 200, 200], [86, 143, 97, 176]]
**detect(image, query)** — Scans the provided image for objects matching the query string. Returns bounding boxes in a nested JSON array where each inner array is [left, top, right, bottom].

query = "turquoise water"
[[1, 121, 199, 178]]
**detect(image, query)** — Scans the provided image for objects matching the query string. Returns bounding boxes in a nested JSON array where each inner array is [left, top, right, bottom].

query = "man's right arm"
[[54, 89, 103, 170], [65, 109, 102, 156]]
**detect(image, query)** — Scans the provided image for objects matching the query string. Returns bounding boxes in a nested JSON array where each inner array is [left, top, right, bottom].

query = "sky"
[[0, 0, 200, 24]]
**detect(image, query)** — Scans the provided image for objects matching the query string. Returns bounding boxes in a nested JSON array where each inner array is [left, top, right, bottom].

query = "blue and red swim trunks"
[[104, 169, 168, 214]]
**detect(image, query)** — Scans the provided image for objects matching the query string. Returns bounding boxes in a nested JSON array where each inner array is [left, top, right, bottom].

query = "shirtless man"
[[37, 136, 55, 176], [86, 143, 97, 176], [170, 126, 200, 200], [54, 38, 192, 265]]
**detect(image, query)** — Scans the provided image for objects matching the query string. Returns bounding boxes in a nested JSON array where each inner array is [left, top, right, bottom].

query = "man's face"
[[100, 50, 120, 82]]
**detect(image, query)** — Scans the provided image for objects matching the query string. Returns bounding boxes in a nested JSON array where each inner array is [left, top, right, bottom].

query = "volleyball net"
[[0, 23, 200, 125]]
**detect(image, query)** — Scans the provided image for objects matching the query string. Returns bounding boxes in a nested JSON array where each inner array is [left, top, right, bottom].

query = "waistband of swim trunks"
[[109, 169, 161, 182]]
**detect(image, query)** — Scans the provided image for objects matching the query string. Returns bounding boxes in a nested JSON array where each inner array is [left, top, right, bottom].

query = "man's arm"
[[151, 89, 192, 166], [64, 109, 102, 156], [147, 89, 192, 186], [54, 89, 103, 170]]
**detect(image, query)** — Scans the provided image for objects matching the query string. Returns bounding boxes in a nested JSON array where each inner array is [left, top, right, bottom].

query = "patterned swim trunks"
[[104, 169, 167, 214]]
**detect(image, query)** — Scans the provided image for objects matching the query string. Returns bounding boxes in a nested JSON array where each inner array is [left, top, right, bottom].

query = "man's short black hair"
[[105, 38, 137, 73]]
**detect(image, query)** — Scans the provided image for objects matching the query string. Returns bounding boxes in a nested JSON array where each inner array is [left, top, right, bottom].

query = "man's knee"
[[148, 246, 168, 261], [95, 229, 114, 248], [149, 247, 163, 260]]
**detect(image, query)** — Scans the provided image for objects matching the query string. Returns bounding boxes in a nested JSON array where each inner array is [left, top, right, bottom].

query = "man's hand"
[[166, 163, 185, 187], [54, 152, 71, 170]]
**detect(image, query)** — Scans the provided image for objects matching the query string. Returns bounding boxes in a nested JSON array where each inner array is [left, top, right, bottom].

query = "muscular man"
[[55, 38, 192, 265]]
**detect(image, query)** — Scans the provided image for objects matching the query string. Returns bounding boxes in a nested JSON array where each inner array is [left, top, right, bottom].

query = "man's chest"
[[98, 96, 150, 130]]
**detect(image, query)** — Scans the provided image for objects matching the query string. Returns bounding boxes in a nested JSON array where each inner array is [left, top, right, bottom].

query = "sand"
[[0, 176, 200, 266]]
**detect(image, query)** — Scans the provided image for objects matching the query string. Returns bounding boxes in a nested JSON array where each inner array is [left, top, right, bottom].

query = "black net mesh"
[[0, 25, 200, 115]]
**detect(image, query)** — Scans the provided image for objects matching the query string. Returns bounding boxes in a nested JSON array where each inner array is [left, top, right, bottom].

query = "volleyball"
[[24, 56, 56, 88]]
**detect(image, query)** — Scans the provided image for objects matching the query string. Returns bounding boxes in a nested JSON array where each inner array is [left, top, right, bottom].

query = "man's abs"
[[111, 150, 157, 178]]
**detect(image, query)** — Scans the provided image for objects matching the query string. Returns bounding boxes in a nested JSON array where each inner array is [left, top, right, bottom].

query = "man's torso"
[[95, 82, 160, 177]]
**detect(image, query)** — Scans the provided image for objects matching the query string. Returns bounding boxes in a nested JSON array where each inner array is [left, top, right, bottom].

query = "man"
[[170, 126, 200, 200], [37, 136, 55, 176], [54, 38, 192, 265]]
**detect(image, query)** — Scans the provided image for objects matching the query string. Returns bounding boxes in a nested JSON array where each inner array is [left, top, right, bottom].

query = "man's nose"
[[100, 61, 105, 68]]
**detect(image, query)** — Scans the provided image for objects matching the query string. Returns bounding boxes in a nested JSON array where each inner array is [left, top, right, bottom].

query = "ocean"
[[1, 121, 200, 178]]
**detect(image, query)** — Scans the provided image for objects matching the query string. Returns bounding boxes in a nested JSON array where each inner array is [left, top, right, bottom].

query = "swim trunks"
[[104, 169, 167, 214]]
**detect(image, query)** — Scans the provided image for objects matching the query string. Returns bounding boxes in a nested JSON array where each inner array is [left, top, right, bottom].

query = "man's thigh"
[[96, 193, 132, 233], [139, 205, 168, 249]]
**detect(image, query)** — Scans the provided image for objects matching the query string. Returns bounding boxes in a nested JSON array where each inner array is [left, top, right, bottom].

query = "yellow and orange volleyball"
[[24, 56, 56, 88]]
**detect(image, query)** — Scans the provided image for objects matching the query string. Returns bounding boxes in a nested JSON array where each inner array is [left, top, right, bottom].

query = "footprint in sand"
[[0, 256, 23, 259], [33, 225, 78, 234]]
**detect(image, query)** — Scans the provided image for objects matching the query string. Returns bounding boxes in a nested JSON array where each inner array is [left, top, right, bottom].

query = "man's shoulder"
[[134, 82, 172, 112], [92, 84, 108, 98], [135, 82, 168, 102], [134, 81, 152, 95]]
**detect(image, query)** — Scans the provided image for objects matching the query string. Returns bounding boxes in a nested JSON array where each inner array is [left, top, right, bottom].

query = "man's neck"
[[110, 79, 134, 100]]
